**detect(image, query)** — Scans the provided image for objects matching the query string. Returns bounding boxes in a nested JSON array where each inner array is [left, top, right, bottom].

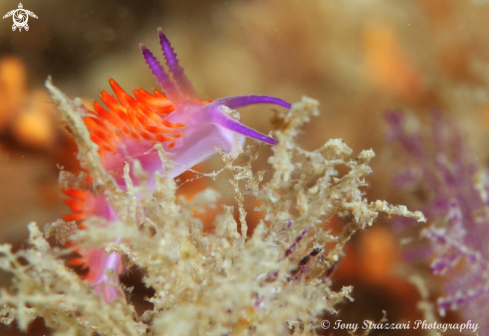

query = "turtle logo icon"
[[3, 3, 38, 32]]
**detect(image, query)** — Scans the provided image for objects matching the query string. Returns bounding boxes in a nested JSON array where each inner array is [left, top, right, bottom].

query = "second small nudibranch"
[[86, 27, 291, 185], [65, 28, 290, 302]]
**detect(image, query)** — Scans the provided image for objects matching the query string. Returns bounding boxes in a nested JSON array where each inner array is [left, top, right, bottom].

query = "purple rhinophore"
[[139, 43, 183, 106], [157, 28, 199, 102]]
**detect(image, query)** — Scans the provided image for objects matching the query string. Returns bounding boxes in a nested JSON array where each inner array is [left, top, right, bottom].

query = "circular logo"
[[13, 10, 27, 25], [321, 320, 330, 329]]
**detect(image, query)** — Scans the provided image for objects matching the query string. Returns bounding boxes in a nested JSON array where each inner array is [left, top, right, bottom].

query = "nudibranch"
[[64, 189, 123, 302], [84, 28, 290, 186], [64, 28, 290, 302]]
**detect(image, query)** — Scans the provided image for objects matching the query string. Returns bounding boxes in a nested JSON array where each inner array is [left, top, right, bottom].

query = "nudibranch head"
[[85, 28, 290, 183]]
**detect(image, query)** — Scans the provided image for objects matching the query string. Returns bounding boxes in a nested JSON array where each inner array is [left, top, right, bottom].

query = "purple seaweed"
[[385, 111, 489, 333]]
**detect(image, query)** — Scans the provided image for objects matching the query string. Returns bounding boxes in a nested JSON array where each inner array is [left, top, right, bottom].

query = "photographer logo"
[[3, 3, 38, 32]]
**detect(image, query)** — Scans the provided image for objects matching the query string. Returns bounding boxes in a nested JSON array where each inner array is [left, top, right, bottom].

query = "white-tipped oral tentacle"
[[206, 103, 277, 145]]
